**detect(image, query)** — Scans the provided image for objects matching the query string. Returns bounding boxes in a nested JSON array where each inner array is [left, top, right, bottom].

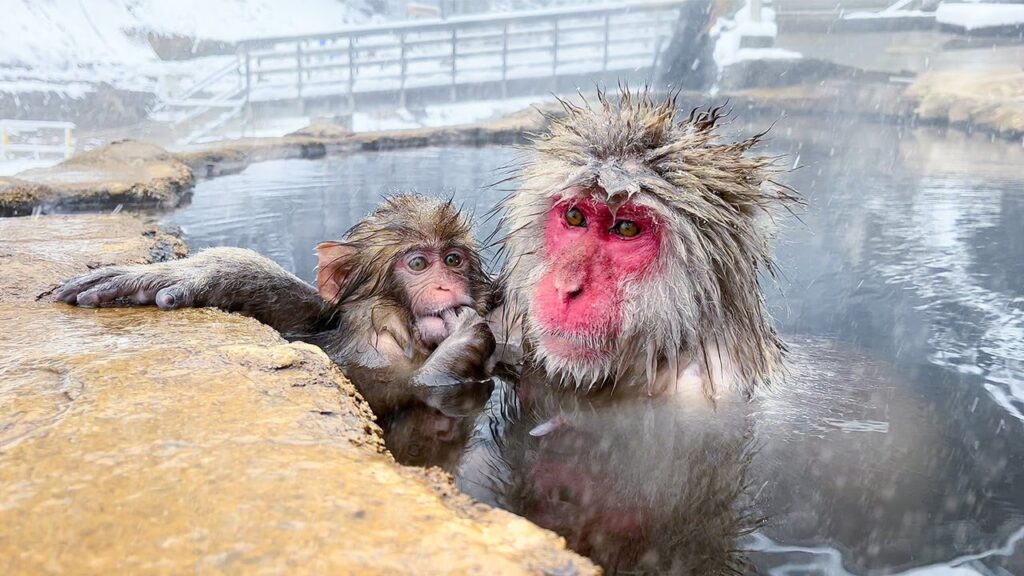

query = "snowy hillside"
[[2, 0, 373, 82]]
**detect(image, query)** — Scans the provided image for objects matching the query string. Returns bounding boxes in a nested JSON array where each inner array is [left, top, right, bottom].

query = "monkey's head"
[[316, 194, 488, 351], [498, 90, 797, 395]]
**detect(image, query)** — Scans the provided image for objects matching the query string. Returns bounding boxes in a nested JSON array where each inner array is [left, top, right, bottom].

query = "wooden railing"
[[0, 119, 75, 159]]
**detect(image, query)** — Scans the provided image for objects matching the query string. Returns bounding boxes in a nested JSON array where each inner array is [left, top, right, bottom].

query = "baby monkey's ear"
[[315, 241, 356, 305]]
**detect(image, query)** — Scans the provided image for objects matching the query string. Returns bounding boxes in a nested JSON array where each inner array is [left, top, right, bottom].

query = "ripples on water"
[[161, 116, 1024, 574]]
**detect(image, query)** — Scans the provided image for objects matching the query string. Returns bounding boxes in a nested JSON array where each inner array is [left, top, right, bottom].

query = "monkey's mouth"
[[414, 306, 463, 348], [416, 315, 449, 347]]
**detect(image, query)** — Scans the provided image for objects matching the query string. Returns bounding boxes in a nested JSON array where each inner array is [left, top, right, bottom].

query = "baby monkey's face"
[[394, 245, 475, 348]]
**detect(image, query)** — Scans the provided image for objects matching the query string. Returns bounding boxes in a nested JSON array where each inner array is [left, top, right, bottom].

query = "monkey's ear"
[[316, 241, 356, 305]]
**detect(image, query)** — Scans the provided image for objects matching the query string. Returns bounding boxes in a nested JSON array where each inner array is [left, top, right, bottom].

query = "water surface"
[[162, 117, 1024, 574]]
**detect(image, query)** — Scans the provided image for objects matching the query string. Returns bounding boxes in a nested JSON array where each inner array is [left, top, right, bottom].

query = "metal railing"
[[156, 1, 687, 143], [237, 0, 685, 107], [0, 119, 75, 159]]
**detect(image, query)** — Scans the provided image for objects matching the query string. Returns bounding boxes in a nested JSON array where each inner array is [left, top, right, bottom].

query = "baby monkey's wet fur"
[[54, 194, 495, 395]]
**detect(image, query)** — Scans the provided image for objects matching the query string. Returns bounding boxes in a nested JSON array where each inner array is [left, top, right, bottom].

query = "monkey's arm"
[[55, 247, 333, 335]]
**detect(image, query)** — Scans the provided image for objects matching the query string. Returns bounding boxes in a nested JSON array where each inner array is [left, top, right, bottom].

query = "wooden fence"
[[0, 119, 75, 159]]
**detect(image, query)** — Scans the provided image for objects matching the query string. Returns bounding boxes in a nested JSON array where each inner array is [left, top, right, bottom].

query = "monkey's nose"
[[553, 275, 583, 302]]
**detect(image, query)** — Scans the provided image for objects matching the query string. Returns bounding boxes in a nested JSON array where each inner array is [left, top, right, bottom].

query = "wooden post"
[[501, 22, 509, 99], [347, 36, 356, 113], [450, 28, 457, 102], [399, 33, 407, 109], [552, 18, 559, 77], [551, 18, 559, 92], [602, 13, 610, 73], [244, 50, 253, 126], [64, 126, 73, 158], [296, 42, 305, 114], [1, 126, 8, 159]]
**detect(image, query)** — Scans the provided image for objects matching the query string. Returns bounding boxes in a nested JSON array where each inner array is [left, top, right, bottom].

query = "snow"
[[127, 0, 374, 43], [712, 3, 801, 68], [193, 96, 548, 143], [0, 0, 370, 93], [936, 3, 1024, 30], [845, 10, 930, 20], [191, 115, 312, 144], [0, 157, 62, 177], [0, 80, 94, 98], [351, 96, 546, 133]]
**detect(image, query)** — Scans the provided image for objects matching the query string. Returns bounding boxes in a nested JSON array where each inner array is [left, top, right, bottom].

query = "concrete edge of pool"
[[0, 214, 599, 575]]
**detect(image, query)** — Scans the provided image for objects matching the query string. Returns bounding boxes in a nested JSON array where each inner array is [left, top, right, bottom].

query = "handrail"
[[0, 119, 75, 159], [235, 0, 689, 49], [156, 1, 686, 143], [173, 59, 242, 102], [0, 119, 76, 130]]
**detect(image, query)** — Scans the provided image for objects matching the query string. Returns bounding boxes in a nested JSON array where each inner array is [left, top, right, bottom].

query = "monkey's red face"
[[395, 248, 475, 348], [532, 195, 662, 367]]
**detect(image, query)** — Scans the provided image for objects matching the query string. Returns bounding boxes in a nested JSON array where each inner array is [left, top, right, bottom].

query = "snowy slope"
[[2, 0, 372, 70]]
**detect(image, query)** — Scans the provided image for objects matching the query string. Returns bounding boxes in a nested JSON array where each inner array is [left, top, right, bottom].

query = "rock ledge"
[[0, 214, 596, 575]]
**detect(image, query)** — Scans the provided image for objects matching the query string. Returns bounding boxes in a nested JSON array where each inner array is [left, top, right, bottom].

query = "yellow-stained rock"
[[907, 69, 1024, 138], [0, 214, 186, 304], [0, 107, 558, 214], [0, 141, 194, 216], [0, 215, 597, 575], [179, 105, 555, 179]]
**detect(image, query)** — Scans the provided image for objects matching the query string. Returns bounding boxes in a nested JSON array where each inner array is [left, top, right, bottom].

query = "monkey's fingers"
[[55, 269, 126, 303], [75, 279, 152, 307], [441, 306, 483, 332]]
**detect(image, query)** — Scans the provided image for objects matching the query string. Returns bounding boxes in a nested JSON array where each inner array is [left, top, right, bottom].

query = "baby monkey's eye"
[[407, 255, 428, 272], [612, 220, 640, 238], [565, 206, 586, 227], [444, 252, 463, 268]]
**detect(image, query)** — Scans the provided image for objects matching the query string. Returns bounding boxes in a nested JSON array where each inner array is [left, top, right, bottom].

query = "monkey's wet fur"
[[494, 88, 799, 398], [55, 194, 497, 407], [55, 87, 798, 576]]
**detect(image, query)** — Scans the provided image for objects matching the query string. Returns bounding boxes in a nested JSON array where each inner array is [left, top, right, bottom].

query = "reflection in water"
[[161, 119, 1024, 574], [347, 364, 493, 472], [457, 369, 759, 574]]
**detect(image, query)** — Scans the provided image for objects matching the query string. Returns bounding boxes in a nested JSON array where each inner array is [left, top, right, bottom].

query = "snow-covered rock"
[[936, 2, 1024, 31], [712, 4, 800, 69]]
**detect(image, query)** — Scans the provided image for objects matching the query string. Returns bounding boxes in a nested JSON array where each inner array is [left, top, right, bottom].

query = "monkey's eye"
[[443, 252, 463, 268], [612, 220, 640, 238], [407, 255, 429, 272], [565, 206, 586, 227]]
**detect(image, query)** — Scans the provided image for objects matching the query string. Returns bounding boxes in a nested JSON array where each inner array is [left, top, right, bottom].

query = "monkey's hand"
[[54, 248, 328, 334], [414, 307, 496, 387], [55, 259, 214, 310]]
